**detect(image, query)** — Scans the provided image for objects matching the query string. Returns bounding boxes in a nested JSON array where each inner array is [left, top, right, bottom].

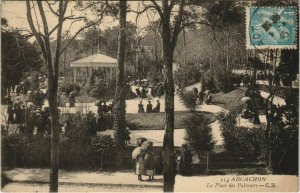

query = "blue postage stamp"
[[246, 7, 297, 49]]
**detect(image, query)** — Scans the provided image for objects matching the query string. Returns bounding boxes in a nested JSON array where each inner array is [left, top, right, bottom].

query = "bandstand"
[[70, 53, 117, 83]]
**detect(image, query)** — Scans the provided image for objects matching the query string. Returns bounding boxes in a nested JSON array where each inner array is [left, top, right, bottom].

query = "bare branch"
[[37, 1, 50, 36], [169, 0, 179, 11], [150, 0, 164, 18], [45, 1, 59, 16], [54, 0, 67, 77], [48, 15, 85, 36], [59, 6, 107, 57], [26, 0, 47, 60]]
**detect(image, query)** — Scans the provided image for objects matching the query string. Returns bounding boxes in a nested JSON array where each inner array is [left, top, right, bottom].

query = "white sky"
[[1, 1, 159, 39]]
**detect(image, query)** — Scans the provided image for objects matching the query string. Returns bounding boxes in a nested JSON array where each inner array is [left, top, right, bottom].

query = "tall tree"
[[26, 1, 108, 191], [136, 0, 189, 191], [1, 19, 42, 96], [113, 0, 127, 155], [133, 1, 244, 191]]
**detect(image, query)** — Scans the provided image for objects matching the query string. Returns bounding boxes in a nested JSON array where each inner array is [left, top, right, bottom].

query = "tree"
[[134, 0, 202, 191], [1, 19, 42, 96], [26, 1, 109, 191], [184, 113, 215, 153], [113, 0, 127, 156], [136, 2, 244, 190]]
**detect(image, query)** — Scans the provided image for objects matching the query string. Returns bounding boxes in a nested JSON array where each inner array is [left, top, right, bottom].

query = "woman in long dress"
[[144, 149, 156, 180], [135, 154, 145, 181]]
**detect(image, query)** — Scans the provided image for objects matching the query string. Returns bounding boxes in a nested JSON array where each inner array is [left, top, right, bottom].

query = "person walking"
[[144, 148, 156, 180]]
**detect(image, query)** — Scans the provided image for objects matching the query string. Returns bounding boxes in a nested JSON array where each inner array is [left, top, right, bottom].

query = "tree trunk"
[[113, 0, 127, 162], [49, 76, 60, 192], [162, 26, 176, 192], [163, 52, 176, 192]]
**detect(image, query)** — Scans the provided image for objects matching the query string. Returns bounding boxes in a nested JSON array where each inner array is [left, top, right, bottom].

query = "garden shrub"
[[23, 136, 51, 167], [201, 69, 215, 92], [213, 67, 233, 93], [217, 111, 266, 162], [1, 133, 27, 167], [230, 73, 243, 86], [241, 74, 251, 85], [58, 81, 81, 96], [178, 89, 198, 111], [184, 113, 215, 152], [90, 135, 116, 167], [28, 91, 46, 107], [175, 64, 202, 87], [88, 81, 115, 99], [2, 133, 117, 169]]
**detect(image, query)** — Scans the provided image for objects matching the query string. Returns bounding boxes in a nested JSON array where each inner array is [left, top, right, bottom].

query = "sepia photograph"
[[0, 0, 299, 192]]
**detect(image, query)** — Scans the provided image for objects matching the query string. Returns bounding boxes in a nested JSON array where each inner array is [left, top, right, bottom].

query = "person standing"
[[69, 91, 76, 107], [198, 90, 204, 105], [181, 144, 192, 176], [146, 101, 152, 113], [138, 100, 145, 113], [144, 148, 156, 180], [135, 154, 145, 181], [153, 100, 160, 112], [7, 105, 15, 126], [124, 127, 131, 145]]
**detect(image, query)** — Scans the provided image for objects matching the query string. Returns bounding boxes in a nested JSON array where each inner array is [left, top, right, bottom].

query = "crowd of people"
[[133, 141, 194, 181], [135, 82, 164, 99], [192, 87, 213, 105], [7, 102, 52, 137], [138, 100, 160, 113]]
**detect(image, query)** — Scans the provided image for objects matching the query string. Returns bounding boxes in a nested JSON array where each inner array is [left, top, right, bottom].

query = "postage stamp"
[[246, 6, 298, 49]]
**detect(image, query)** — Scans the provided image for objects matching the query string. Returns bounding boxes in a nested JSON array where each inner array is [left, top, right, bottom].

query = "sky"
[[1, 1, 159, 39]]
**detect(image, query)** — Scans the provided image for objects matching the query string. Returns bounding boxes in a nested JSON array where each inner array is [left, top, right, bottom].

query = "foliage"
[[58, 81, 81, 96], [217, 111, 266, 162], [88, 80, 116, 99], [174, 64, 202, 87], [64, 112, 88, 142], [230, 73, 243, 86], [28, 91, 46, 107], [184, 113, 215, 152], [145, 59, 164, 85], [213, 67, 233, 93], [90, 135, 116, 162], [267, 96, 298, 174], [1, 22, 42, 96], [1, 132, 117, 169], [178, 89, 198, 111], [242, 74, 251, 85], [201, 69, 217, 92]]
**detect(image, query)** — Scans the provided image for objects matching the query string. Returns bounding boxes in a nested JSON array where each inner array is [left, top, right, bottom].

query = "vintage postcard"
[[1, 0, 299, 192]]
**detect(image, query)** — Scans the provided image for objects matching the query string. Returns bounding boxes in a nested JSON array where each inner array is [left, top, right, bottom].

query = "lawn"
[[212, 88, 246, 111], [126, 111, 216, 130]]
